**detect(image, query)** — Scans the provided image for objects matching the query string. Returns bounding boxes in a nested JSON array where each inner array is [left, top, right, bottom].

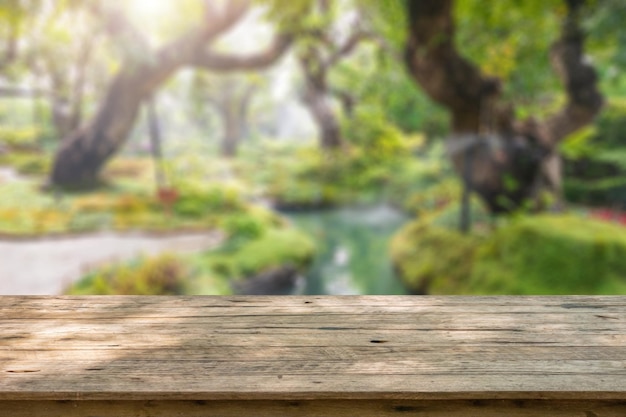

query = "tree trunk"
[[303, 83, 343, 149], [404, 0, 602, 214], [49, 1, 289, 188], [50, 72, 146, 187], [221, 103, 241, 158], [213, 81, 256, 158]]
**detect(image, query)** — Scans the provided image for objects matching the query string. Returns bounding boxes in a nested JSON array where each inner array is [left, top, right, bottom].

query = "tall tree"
[[404, 0, 603, 213], [192, 74, 259, 157], [295, 1, 372, 149], [50, 0, 291, 188]]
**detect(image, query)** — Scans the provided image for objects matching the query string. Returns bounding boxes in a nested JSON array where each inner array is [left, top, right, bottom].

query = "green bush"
[[391, 221, 481, 294], [470, 216, 626, 294], [564, 177, 626, 208], [67, 254, 190, 295], [392, 215, 626, 295], [592, 99, 626, 149], [205, 228, 316, 279], [0, 127, 40, 151], [223, 212, 268, 241], [174, 182, 244, 218], [0, 152, 51, 176], [342, 106, 407, 162]]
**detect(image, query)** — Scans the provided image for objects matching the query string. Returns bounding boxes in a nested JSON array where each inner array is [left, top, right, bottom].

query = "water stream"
[[285, 205, 409, 295]]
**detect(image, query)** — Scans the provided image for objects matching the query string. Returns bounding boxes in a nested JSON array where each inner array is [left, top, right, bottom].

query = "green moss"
[[469, 215, 626, 294], [392, 215, 626, 295], [205, 228, 316, 280], [391, 220, 481, 294]]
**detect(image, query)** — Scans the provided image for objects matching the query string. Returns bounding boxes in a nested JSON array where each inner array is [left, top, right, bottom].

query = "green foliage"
[[391, 220, 481, 294], [470, 216, 626, 294], [392, 215, 626, 295], [586, 0, 626, 68], [173, 182, 244, 218], [0, 152, 50, 175], [0, 126, 40, 150], [342, 106, 407, 161], [560, 126, 597, 160], [332, 43, 449, 137], [402, 177, 460, 216], [562, 99, 626, 208], [260, 0, 321, 33], [222, 211, 269, 242], [66, 254, 190, 295], [0, 173, 255, 236], [359, 0, 407, 50], [591, 99, 626, 149], [200, 228, 316, 280], [564, 176, 626, 208], [456, 0, 562, 98]]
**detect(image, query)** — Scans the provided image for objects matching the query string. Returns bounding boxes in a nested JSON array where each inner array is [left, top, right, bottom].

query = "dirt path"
[[0, 231, 223, 295]]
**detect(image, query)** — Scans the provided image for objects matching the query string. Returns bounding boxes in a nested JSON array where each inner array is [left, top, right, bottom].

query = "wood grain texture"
[[3, 400, 626, 417], [1, 296, 625, 416]]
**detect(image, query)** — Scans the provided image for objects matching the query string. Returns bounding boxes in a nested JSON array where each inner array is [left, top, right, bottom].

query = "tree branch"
[[325, 29, 372, 68], [405, 0, 501, 133], [0, 86, 51, 97], [540, 0, 603, 146], [87, 1, 152, 62], [190, 34, 292, 72], [330, 87, 355, 117], [199, 0, 250, 41]]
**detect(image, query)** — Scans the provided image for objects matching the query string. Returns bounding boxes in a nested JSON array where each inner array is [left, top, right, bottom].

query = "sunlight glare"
[[128, 0, 172, 20]]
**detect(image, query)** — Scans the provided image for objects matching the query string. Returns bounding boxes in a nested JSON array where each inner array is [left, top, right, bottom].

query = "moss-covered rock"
[[205, 228, 316, 282], [391, 220, 481, 294], [392, 215, 626, 295], [470, 215, 626, 294]]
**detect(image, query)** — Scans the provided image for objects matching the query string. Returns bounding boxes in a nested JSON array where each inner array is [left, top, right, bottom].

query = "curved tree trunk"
[[302, 82, 343, 149], [51, 70, 158, 187], [50, 1, 290, 188], [405, 0, 602, 213]]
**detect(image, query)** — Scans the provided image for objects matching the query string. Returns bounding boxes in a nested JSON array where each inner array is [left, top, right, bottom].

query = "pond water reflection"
[[285, 205, 409, 295]]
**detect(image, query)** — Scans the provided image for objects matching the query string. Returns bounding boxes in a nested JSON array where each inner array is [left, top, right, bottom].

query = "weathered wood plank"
[[0, 296, 625, 416], [3, 400, 626, 417]]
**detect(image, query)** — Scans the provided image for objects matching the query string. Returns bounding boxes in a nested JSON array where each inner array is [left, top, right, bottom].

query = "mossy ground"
[[392, 214, 626, 295]]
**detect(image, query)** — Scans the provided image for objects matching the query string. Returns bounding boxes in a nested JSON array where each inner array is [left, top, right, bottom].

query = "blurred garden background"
[[1, 0, 625, 296]]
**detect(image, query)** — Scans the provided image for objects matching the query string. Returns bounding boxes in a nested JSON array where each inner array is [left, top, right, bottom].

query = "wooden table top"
[[1, 296, 625, 401]]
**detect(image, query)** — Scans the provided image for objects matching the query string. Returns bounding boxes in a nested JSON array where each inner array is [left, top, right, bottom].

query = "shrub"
[[0, 152, 51, 176], [0, 127, 40, 151], [592, 99, 626, 149], [67, 254, 190, 295], [392, 215, 626, 295], [564, 177, 626, 208], [205, 228, 316, 280], [174, 182, 244, 218]]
